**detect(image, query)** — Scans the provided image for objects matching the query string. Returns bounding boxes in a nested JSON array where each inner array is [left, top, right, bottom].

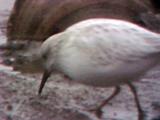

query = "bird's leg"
[[89, 86, 121, 118], [127, 83, 144, 120]]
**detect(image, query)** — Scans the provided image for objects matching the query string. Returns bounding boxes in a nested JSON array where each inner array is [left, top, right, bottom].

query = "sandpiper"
[[38, 19, 160, 120]]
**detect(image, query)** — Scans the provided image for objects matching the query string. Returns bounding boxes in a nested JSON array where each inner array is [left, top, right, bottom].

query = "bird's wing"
[[71, 26, 160, 65]]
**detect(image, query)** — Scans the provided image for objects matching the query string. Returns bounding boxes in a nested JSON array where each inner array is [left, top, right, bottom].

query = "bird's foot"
[[138, 110, 145, 120], [88, 108, 103, 118]]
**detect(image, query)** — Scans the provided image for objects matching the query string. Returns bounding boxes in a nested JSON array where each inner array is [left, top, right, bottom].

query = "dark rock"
[[7, 0, 158, 41]]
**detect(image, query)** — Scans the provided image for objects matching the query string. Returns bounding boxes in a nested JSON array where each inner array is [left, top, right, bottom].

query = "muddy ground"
[[0, 1, 160, 120]]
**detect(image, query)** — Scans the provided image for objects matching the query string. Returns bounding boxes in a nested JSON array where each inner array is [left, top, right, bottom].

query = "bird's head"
[[38, 33, 64, 95]]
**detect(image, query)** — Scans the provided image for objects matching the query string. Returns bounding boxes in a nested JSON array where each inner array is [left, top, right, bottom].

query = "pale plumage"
[[38, 19, 160, 120]]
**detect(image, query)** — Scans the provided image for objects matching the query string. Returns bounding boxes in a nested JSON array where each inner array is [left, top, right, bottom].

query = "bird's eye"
[[42, 54, 48, 60]]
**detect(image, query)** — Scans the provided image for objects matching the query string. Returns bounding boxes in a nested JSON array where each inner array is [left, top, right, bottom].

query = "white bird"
[[38, 18, 160, 120]]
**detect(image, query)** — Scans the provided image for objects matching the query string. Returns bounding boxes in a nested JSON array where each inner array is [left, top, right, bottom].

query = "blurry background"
[[6, 0, 160, 41], [0, 0, 160, 120]]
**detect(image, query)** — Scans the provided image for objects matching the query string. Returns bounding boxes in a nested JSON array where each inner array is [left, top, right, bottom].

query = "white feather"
[[40, 18, 160, 87]]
